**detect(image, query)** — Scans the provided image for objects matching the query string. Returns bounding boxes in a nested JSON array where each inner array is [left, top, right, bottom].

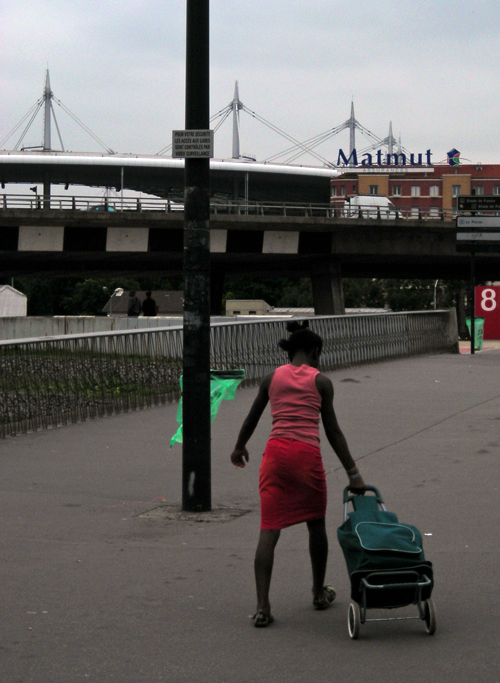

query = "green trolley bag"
[[337, 486, 435, 638]]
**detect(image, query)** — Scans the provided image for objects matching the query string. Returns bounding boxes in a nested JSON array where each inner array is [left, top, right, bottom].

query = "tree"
[[61, 278, 141, 315], [343, 279, 385, 308]]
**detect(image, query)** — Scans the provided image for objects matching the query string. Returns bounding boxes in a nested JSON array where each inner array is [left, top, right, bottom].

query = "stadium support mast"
[[43, 70, 52, 152], [231, 81, 243, 159], [348, 101, 356, 156], [388, 121, 393, 156]]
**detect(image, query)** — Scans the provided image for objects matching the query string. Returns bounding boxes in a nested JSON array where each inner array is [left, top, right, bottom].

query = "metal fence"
[[0, 311, 457, 438], [0, 193, 459, 220]]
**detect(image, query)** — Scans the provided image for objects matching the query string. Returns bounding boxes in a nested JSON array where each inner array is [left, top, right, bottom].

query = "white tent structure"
[[0, 285, 27, 317]]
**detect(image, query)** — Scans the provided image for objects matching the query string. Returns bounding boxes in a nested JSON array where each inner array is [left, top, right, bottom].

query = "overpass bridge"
[[1, 196, 497, 314]]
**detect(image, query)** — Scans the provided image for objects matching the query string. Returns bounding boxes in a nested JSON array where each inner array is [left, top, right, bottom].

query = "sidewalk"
[[459, 339, 500, 354], [1, 349, 499, 682]]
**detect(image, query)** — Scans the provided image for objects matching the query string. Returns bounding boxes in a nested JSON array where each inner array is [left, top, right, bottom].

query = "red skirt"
[[259, 438, 327, 530]]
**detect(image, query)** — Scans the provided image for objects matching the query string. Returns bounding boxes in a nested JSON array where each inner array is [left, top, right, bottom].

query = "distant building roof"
[[102, 290, 184, 315]]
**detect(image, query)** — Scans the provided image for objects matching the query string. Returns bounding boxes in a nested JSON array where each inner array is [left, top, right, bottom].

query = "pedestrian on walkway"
[[127, 290, 142, 317], [142, 291, 158, 316], [230, 320, 366, 627]]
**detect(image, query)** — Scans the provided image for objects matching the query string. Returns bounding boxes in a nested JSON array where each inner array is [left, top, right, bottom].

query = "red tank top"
[[268, 364, 322, 447]]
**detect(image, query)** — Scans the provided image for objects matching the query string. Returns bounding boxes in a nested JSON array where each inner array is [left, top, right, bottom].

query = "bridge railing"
[[0, 311, 457, 438], [1, 193, 459, 220]]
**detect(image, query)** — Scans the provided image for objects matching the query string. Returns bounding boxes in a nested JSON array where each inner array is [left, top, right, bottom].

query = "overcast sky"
[[1, 0, 499, 166]]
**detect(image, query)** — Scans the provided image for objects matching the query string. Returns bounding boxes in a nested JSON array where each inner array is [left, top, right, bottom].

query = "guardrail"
[[0, 311, 457, 438], [0, 193, 459, 220]]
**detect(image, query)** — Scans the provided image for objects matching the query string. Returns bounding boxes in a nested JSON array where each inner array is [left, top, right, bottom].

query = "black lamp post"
[[182, 0, 212, 511]]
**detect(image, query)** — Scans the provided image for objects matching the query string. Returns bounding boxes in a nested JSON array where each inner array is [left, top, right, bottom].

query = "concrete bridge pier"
[[311, 259, 345, 315]]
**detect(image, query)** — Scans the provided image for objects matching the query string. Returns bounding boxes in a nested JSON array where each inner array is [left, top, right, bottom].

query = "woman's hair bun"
[[278, 338, 291, 351], [278, 319, 322, 359], [286, 319, 309, 333]]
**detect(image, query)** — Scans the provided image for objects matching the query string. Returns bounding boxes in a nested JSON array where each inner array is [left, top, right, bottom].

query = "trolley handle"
[[343, 484, 384, 505], [343, 484, 386, 522]]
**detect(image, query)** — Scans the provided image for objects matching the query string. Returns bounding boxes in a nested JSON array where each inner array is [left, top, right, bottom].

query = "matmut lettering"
[[337, 148, 432, 168]]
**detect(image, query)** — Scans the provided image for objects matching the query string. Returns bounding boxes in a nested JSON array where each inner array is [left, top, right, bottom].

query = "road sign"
[[456, 231, 500, 253], [457, 216, 500, 229], [172, 130, 214, 158], [457, 195, 500, 211], [456, 232, 500, 241]]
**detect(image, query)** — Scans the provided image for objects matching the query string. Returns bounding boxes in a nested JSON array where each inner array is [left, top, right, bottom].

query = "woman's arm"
[[230, 372, 273, 468], [316, 373, 365, 491]]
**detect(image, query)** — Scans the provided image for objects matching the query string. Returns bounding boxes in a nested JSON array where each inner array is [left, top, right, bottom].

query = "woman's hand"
[[231, 447, 249, 468], [348, 475, 366, 494]]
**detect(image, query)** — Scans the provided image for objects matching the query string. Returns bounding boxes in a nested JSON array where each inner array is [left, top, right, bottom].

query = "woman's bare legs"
[[307, 517, 329, 601], [254, 529, 281, 614]]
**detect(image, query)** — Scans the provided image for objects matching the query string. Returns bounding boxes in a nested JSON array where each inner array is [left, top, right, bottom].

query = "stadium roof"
[[0, 151, 339, 203]]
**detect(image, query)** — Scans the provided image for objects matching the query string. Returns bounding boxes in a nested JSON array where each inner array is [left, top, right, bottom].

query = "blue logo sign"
[[447, 149, 460, 167]]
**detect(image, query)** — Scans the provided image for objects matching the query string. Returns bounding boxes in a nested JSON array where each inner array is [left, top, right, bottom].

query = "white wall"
[[0, 287, 28, 317], [0, 315, 236, 341], [0, 316, 179, 340]]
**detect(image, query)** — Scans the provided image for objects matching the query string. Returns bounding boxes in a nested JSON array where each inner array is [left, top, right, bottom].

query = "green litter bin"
[[170, 369, 245, 447], [466, 317, 484, 351]]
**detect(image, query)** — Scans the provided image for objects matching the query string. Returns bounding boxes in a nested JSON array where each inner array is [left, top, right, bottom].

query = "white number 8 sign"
[[481, 288, 497, 312]]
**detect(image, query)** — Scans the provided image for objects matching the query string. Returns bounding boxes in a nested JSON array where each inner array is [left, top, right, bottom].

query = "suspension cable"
[[51, 104, 65, 151], [0, 99, 43, 148], [52, 97, 115, 154], [15, 102, 45, 150], [265, 123, 349, 163], [241, 106, 335, 167]]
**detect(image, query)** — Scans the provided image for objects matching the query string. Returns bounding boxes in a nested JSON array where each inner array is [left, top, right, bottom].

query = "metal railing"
[[0, 311, 457, 438], [0, 193, 184, 212], [329, 201, 457, 221], [0, 194, 333, 216], [0, 193, 461, 220]]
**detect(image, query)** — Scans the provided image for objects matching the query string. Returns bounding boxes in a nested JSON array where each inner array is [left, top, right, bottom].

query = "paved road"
[[1, 349, 499, 682]]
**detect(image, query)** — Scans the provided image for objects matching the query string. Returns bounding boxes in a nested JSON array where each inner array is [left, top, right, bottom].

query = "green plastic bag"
[[170, 369, 245, 447]]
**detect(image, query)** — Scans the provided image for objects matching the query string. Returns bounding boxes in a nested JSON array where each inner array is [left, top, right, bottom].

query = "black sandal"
[[252, 611, 274, 628], [313, 585, 336, 610]]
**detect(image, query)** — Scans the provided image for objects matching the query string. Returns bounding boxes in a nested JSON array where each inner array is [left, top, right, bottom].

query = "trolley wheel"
[[348, 602, 361, 639], [424, 598, 436, 635]]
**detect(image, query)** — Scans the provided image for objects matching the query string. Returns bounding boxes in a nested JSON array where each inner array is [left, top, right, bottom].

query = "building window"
[[249, 311, 256, 315], [411, 186, 421, 197], [474, 186, 484, 195], [392, 185, 402, 196], [369, 185, 378, 195], [410, 207, 420, 218], [352, 185, 357, 192], [341, 185, 346, 196], [452, 185, 462, 197], [429, 185, 439, 197], [331, 186, 337, 197], [493, 186, 500, 195], [429, 207, 440, 218]]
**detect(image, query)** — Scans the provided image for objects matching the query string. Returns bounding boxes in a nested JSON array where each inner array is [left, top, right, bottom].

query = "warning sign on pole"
[[172, 130, 214, 158]]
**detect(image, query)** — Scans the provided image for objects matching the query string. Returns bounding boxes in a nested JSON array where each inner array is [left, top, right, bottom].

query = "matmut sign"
[[337, 148, 432, 168]]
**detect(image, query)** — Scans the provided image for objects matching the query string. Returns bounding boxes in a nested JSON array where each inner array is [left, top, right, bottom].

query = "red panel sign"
[[475, 286, 500, 340]]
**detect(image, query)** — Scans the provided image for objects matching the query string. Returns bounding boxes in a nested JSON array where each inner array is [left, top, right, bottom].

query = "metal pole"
[[121, 166, 124, 211], [182, 0, 211, 512], [470, 250, 475, 355]]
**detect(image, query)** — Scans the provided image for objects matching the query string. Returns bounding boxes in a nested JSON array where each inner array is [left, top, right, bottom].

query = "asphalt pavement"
[[1, 347, 500, 682]]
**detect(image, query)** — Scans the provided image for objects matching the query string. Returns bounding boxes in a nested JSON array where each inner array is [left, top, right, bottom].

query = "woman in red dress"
[[230, 320, 366, 627]]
